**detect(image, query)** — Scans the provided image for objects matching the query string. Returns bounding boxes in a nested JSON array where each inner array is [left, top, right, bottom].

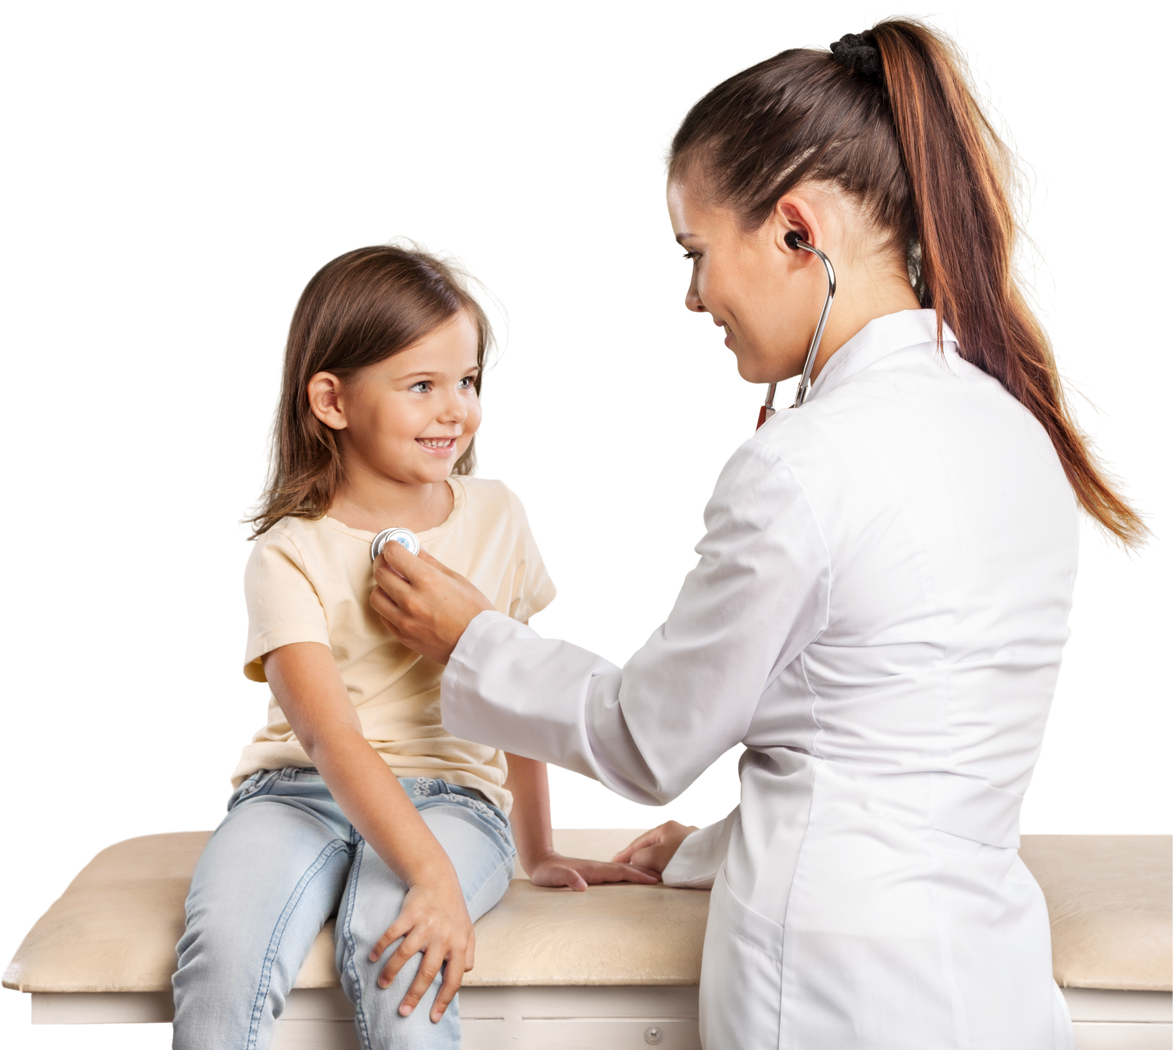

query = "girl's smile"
[[417, 437, 458, 456], [306, 309, 483, 532]]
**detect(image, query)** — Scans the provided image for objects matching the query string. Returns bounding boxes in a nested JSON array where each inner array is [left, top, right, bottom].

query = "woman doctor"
[[371, 20, 1146, 1050]]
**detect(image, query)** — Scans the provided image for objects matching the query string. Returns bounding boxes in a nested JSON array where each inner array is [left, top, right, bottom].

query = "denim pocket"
[[227, 768, 282, 810], [450, 791, 510, 833], [278, 766, 321, 782], [407, 778, 514, 856]]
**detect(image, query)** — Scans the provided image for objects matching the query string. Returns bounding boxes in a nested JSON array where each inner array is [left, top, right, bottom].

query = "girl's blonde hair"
[[249, 244, 492, 538]]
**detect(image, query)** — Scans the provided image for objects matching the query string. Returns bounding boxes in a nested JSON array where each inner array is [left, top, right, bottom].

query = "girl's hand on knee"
[[367, 875, 475, 1023]]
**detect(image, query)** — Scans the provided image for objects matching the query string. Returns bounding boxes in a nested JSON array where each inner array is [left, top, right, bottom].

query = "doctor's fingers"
[[567, 857, 661, 886], [368, 576, 406, 630], [626, 843, 680, 874], [370, 580, 411, 643], [373, 549, 415, 600], [612, 826, 670, 863], [415, 546, 469, 581], [372, 545, 475, 621], [376, 539, 462, 587], [370, 556, 433, 629]]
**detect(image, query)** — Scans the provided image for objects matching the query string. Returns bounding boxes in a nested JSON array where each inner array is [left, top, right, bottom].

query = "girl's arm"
[[503, 753, 659, 890], [263, 640, 471, 1024], [501, 620, 657, 890]]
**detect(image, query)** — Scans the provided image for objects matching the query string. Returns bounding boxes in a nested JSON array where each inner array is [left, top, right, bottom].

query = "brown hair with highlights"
[[669, 19, 1146, 546]]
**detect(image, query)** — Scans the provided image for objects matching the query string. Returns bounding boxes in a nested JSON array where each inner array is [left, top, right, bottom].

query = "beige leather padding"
[[4, 831, 1169, 994], [1018, 834, 1171, 992]]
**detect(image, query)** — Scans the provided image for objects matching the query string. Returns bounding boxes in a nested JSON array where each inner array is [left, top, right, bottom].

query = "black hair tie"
[[829, 32, 884, 85]]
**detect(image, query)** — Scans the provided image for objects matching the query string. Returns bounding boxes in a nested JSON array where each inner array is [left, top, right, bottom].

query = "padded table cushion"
[[4, 831, 1169, 994], [2, 829, 706, 992], [1018, 835, 1170, 991]]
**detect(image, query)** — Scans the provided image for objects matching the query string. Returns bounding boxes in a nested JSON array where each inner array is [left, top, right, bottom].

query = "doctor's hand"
[[527, 851, 661, 891], [371, 541, 494, 664], [612, 821, 699, 877]]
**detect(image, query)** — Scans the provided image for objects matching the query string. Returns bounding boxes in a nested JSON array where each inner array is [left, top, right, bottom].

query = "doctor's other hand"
[[527, 851, 661, 892], [371, 541, 494, 664], [612, 821, 699, 877]]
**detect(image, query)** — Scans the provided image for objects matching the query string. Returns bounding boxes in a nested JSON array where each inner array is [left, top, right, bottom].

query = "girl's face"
[[667, 176, 824, 385], [321, 311, 482, 488]]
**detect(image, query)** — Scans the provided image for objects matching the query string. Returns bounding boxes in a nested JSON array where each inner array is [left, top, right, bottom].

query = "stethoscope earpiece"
[[756, 230, 839, 430]]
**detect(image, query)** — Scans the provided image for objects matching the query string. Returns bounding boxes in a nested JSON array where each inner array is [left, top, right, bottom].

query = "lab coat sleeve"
[[442, 436, 831, 804]]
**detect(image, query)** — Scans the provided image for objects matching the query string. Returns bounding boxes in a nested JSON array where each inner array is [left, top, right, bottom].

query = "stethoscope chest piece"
[[371, 527, 420, 562]]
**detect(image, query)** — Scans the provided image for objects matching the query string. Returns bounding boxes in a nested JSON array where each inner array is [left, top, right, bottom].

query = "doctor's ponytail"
[[870, 23, 1145, 547], [670, 20, 1146, 547]]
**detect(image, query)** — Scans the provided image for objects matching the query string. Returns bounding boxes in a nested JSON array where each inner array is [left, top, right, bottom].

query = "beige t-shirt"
[[233, 476, 556, 814]]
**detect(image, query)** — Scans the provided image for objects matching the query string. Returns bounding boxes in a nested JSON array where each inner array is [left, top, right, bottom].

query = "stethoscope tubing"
[[757, 235, 837, 428]]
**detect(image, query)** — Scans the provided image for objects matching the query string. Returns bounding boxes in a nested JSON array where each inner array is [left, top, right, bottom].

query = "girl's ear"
[[307, 372, 348, 431]]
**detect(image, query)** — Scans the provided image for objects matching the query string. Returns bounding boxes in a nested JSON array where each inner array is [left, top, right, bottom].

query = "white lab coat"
[[442, 309, 1078, 1049]]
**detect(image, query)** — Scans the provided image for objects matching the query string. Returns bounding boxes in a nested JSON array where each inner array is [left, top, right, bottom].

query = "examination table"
[[5, 831, 1170, 1048]]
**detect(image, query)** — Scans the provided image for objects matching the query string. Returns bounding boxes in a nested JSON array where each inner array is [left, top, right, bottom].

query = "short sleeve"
[[504, 489, 556, 624], [242, 528, 331, 682]]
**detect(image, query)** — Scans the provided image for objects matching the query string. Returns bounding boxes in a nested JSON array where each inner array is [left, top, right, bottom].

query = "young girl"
[[171, 245, 655, 1050]]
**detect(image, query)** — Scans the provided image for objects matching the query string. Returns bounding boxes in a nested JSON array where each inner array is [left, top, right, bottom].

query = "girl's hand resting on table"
[[527, 851, 660, 891], [368, 869, 476, 1023], [612, 821, 699, 877]]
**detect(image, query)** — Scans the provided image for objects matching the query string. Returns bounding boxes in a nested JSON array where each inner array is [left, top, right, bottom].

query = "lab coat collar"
[[806, 309, 958, 403]]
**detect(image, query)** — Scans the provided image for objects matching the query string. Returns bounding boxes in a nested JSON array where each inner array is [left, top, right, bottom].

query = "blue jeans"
[[172, 770, 515, 1050]]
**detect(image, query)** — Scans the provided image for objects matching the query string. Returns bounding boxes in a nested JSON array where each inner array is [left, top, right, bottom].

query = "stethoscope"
[[756, 231, 837, 430], [371, 527, 420, 562]]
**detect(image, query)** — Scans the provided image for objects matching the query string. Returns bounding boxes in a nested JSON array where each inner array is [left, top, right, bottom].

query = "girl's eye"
[[408, 377, 476, 393], [683, 251, 701, 262]]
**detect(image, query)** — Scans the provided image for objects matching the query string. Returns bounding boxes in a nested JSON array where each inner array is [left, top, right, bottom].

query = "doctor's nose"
[[685, 276, 707, 314]]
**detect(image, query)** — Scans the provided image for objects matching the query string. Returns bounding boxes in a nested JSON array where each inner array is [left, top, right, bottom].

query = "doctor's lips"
[[703, 319, 731, 354]]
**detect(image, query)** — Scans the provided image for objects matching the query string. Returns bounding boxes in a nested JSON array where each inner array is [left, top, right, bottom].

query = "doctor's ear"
[[774, 191, 830, 254]]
